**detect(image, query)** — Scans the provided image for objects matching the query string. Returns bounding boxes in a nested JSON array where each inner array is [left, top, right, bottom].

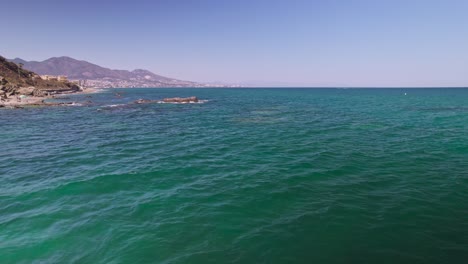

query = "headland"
[[0, 55, 98, 108]]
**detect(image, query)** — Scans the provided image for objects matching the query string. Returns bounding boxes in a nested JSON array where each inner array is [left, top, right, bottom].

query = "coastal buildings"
[[41, 75, 68, 82], [69, 78, 233, 89]]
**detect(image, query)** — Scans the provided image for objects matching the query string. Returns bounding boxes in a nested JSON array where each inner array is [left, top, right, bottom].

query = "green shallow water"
[[1, 88, 468, 263]]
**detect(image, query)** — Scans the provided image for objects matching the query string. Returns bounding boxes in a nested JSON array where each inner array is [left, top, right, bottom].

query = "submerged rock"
[[133, 96, 202, 105], [162, 96, 198, 103]]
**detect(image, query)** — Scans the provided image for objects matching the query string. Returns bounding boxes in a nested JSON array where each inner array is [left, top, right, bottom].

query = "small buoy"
[[404, 93, 407, 96]]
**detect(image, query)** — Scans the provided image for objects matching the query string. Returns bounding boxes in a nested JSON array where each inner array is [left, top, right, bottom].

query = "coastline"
[[0, 87, 101, 108]]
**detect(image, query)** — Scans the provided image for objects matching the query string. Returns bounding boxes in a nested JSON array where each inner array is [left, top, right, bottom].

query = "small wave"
[[157, 100, 209, 104], [97, 104, 128, 111], [416, 107, 468, 112], [103, 104, 126, 108], [66, 102, 83, 107]]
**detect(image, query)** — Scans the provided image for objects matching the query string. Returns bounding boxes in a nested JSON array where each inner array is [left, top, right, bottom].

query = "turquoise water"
[[1, 88, 468, 263]]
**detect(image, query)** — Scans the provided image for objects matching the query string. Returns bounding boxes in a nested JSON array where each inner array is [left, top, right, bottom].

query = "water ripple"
[[1, 88, 468, 263]]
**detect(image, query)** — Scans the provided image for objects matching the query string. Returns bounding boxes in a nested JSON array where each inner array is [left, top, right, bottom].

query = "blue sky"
[[2, 0, 468, 86]]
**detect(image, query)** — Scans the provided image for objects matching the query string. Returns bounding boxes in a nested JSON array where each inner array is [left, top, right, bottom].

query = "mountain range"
[[9, 57, 210, 88]]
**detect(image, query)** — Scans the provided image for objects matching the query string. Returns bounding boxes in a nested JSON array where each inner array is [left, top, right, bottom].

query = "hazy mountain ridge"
[[9, 56, 206, 88]]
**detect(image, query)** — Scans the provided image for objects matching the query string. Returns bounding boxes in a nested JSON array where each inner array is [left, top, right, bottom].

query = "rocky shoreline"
[[0, 91, 206, 109], [0, 56, 92, 108], [0, 87, 99, 109]]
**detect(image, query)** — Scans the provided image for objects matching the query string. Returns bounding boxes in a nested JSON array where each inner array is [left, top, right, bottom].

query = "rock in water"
[[162, 96, 198, 103], [134, 96, 200, 105]]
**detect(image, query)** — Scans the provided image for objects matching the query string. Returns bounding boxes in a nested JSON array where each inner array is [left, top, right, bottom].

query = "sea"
[[1, 88, 468, 263]]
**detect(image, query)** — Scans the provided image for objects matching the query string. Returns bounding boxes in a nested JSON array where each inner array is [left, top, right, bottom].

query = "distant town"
[[74, 78, 236, 89], [35, 74, 238, 88]]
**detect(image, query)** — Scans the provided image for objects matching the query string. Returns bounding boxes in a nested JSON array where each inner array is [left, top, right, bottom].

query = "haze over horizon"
[[2, 0, 468, 87]]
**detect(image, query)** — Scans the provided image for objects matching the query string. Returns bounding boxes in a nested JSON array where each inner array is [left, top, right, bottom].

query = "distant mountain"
[[9, 56, 204, 88]]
